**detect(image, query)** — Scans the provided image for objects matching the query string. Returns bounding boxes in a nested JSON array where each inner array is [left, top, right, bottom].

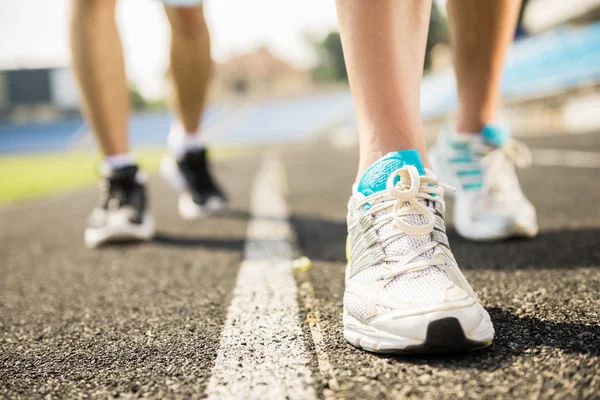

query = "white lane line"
[[531, 148, 600, 168], [206, 154, 316, 400]]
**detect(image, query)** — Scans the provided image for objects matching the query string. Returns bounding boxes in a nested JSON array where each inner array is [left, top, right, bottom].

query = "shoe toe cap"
[[365, 300, 491, 343]]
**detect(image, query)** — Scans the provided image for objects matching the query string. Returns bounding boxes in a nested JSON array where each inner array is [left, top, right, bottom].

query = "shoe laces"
[[476, 138, 532, 200], [356, 165, 455, 280], [98, 167, 140, 210]]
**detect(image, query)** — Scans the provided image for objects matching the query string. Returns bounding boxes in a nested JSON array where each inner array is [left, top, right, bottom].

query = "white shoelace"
[[356, 165, 455, 280]]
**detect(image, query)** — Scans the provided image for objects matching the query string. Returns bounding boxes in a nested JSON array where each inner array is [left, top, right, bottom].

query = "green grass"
[[0, 146, 251, 205]]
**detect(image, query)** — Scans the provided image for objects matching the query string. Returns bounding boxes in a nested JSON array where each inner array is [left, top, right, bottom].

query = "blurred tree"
[[129, 84, 148, 111], [425, 1, 449, 70], [313, 31, 347, 83]]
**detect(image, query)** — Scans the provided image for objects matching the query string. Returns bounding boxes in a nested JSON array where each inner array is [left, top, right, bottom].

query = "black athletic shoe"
[[85, 165, 155, 248], [160, 149, 228, 220]]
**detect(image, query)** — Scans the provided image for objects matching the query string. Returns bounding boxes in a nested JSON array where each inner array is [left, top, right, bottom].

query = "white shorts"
[[162, 0, 203, 6]]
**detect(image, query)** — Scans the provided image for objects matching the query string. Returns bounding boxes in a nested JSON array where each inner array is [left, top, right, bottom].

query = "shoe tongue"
[[357, 150, 426, 197], [482, 124, 511, 147]]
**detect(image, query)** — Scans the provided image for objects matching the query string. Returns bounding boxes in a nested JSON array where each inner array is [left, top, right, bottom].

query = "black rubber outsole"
[[348, 317, 493, 355], [400, 317, 492, 355]]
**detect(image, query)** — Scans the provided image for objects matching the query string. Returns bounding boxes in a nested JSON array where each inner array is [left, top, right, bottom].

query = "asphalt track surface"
[[1, 132, 599, 399]]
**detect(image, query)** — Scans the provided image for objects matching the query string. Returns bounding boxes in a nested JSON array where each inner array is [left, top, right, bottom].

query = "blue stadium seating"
[[421, 21, 600, 117], [0, 118, 83, 154]]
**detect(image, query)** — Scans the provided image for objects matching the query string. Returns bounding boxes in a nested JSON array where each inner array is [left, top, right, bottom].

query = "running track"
[[1, 131, 599, 399]]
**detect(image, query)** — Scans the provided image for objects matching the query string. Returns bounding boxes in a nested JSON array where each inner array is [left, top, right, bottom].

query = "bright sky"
[[0, 0, 339, 98]]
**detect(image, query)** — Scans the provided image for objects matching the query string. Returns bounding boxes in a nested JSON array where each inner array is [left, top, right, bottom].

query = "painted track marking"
[[206, 154, 316, 399]]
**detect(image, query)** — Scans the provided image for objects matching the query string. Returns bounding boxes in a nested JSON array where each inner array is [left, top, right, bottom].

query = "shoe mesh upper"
[[352, 199, 453, 306], [384, 266, 451, 304], [344, 292, 367, 321]]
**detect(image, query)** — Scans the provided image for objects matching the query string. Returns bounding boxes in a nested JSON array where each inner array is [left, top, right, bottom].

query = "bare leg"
[[70, 0, 129, 156], [448, 0, 521, 133], [337, 0, 432, 179], [164, 4, 212, 135]]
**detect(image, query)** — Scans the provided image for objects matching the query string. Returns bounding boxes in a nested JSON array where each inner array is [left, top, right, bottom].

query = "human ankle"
[[456, 113, 494, 134], [102, 153, 136, 170], [168, 123, 205, 160]]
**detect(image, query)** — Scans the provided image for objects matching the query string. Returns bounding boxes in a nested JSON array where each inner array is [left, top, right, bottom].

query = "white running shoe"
[[430, 124, 538, 241], [85, 165, 155, 248], [160, 149, 228, 221], [344, 150, 494, 353], [160, 123, 228, 220]]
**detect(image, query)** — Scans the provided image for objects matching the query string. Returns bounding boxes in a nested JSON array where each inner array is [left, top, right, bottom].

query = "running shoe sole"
[[343, 304, 494, 354], [84, 213, 155, 248]]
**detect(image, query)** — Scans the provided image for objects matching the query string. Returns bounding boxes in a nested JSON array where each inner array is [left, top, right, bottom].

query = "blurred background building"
[[0, 68, 79, 121], [210, 47, 314, 99]]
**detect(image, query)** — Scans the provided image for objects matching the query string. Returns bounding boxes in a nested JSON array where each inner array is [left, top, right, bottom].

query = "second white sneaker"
[[430, 123, 538, 241]]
